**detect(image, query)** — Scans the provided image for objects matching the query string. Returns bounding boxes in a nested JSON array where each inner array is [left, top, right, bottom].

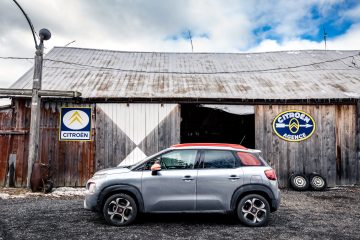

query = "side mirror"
[[151, 169, 160, 175], [151, 163, 161, 175]]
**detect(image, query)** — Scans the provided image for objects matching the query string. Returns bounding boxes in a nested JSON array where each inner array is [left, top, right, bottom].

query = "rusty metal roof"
[[10, 47, 360, 100]]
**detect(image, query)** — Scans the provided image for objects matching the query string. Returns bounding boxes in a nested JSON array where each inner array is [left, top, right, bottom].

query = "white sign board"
[[59, 107, 91, 141]]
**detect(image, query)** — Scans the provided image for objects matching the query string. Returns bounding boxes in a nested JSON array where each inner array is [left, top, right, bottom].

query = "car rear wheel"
[[237, 194, 270, 227], [290, 173, 309, 191], [309, 174, 327, 191], [103, 193, 138, 226]]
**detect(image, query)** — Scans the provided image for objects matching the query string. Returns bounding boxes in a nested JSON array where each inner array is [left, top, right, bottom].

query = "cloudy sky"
[[0, 0, 360, 88]]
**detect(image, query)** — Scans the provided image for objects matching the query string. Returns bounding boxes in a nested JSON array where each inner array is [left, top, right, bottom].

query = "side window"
[[237, 152, 262, 166], [202, 150, 236, 169], [141, 150, 197, 170]]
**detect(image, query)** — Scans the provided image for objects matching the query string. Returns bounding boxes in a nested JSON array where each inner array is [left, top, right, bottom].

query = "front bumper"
[[84, 191, 99, 211]]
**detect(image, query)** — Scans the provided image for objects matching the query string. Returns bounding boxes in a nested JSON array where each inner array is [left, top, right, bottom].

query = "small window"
[[202, 150, 236, 169], [141, 150, 197, 170], [237, 152, 262, 166]]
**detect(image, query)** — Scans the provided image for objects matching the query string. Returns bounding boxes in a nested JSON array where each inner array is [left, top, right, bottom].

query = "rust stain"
[[330, 83, 347, 92]]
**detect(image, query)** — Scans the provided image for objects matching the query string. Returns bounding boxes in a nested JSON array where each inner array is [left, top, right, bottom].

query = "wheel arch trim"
[[230, 184, 277, 211], [97, 184, 145, 212]]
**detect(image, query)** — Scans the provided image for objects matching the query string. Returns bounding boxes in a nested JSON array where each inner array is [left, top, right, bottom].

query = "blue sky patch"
[[251, 1, 359, 44], [299, 2, 358, 41], [253, 25, 282, 44]]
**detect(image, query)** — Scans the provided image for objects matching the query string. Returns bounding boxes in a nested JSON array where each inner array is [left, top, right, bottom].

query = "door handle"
[[228, 175, 240, 180], [182, 175, 194, 181]]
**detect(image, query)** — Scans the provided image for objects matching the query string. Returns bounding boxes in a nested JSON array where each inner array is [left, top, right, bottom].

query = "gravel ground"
[[0, 187, 359, 240]]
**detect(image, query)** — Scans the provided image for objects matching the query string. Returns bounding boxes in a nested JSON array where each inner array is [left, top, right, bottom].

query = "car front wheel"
[[237, 194, 270, 227], [103, 193, 138, 226]]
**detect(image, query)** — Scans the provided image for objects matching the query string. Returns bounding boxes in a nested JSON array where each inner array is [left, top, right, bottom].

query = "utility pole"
[[27, 29, 51, 188], [12, 0, 51, 188]]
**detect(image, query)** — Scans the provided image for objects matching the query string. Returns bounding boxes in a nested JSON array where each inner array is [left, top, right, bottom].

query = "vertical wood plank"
[[254, 104, 356, 188]]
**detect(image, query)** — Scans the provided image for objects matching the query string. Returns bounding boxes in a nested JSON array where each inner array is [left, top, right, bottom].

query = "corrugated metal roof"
[[10, 47, 360, 100]]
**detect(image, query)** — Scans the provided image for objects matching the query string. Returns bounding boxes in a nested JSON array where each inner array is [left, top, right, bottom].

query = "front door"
[[141, 149, 199, 212]]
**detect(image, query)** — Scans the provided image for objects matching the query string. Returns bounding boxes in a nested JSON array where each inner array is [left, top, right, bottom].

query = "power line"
[[43, 53, 360, 74], [0, 56, 33, 60], [0, 53, 359, 75]]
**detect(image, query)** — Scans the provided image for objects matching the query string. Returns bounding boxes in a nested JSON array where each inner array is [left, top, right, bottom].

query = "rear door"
[[141, 149, 199, 212], [196, 150, 244, 211]]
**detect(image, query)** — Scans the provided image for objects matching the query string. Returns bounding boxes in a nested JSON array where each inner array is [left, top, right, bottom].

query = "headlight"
[[88, 182, 96, 193]]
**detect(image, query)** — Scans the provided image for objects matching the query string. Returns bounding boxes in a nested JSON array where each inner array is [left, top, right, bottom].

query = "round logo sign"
[[273, 110, 315, 142], [63, 110, 90, 130]]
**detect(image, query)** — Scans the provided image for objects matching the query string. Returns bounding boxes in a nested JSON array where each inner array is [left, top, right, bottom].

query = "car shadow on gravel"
[[137, 213, 239, 225], [87, 210, 286, 227], [88, 211, 240, 226]]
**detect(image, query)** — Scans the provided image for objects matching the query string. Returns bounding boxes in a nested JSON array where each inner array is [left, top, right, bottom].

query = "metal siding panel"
[[10, 48, 360, 100]]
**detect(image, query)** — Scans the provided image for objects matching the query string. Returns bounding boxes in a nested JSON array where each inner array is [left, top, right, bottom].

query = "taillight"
[[265, 169, 277, 180]]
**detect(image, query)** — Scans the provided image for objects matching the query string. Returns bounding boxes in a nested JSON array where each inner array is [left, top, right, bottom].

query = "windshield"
[[117, 148, 171, 170]]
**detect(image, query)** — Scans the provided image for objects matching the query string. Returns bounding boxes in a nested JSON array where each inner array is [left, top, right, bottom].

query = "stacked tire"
[[289, 173, 327, 191]]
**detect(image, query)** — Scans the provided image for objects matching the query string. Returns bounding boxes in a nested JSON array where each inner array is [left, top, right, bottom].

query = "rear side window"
[[202, 150, 236, 169], [237, 152, 262, 166]]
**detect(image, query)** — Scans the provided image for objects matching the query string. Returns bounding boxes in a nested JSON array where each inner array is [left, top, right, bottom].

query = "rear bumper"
[[271, 191, 280, 212]]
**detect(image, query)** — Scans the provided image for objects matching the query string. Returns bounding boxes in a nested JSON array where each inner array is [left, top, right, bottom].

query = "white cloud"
[[0, 0, 359, 88]]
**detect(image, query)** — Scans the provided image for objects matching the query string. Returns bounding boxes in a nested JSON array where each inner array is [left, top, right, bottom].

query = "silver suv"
[[84, 143, 280, 227]]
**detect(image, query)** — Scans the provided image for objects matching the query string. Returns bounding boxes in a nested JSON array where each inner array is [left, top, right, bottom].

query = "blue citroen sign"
[[273, 110, 315, 142], [60, 107, 91, 141]]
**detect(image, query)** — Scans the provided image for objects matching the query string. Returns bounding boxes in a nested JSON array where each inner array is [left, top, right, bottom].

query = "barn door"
[[95, 103, 180, 170]]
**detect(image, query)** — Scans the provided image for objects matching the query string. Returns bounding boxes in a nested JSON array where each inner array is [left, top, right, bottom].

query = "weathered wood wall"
[[0, 100, 95, 187], [95, 103, 180, 170], [255, 105, 358, 188], [39, 101, 95, 187], [0, 100, 30, 187], [1, 100, 358, 188]]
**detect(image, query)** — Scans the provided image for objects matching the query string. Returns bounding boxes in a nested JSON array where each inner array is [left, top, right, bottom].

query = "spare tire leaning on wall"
[[289, 173, 309, 191], [309, 173, 327, 191]]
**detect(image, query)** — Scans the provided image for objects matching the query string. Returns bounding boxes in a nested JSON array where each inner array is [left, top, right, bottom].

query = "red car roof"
[[171, 143, 248, 150]]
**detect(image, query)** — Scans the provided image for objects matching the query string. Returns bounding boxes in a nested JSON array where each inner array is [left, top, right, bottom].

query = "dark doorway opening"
[[180, 104, 255, 148]]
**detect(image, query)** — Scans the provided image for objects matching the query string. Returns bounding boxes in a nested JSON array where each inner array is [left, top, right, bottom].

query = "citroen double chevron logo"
[[69, 111, 83, 125], [62, 109, 90, 131], [273, 110, 316, 142], [289, 119, 299, 133]]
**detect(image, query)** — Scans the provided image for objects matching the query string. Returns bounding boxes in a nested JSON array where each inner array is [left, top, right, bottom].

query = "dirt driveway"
[[0, 187, 359, 240]]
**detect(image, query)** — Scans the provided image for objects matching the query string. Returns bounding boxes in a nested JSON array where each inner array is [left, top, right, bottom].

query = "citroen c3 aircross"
[[84, 143, 280, 227]]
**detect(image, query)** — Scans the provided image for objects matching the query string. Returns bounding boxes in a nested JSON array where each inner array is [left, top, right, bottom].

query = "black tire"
[[237, 194, 270, 227], [309, 174, 327, 191], [103, 193, 138, 226], [289, 173, 309, 191]]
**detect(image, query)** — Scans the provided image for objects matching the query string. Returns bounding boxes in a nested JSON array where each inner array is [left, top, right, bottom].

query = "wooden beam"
[[0, 130, 29, 135], [0, 88, 81, 98]]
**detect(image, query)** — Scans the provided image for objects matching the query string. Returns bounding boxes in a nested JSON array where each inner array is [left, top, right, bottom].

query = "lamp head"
[[39, 28, 51, 41]]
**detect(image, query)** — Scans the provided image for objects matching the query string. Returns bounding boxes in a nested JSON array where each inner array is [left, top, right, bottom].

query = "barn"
[[0, 47, 359, 188]]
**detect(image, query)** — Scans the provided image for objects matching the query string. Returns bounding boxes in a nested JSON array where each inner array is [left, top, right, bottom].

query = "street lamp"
[[12, 0, 51, 188]]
